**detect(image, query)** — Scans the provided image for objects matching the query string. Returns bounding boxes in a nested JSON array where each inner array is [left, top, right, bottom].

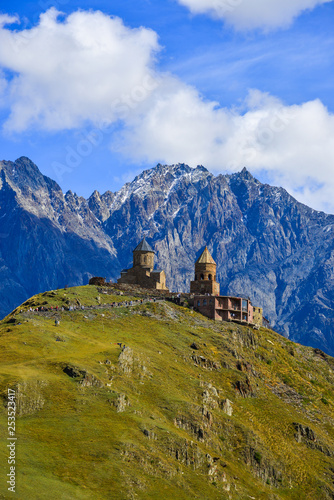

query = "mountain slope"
[[0, 286, 334, 499], [1, 157, 334, 356]]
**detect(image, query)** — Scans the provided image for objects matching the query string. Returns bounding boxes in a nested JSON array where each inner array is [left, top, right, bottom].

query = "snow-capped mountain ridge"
[[1, 157, 334, 357]]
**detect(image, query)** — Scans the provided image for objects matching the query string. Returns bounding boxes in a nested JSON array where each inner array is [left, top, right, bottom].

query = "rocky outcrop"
[[221, 399, 233, 416], [63, 364, 104, 387], [243, 446, 284, 488], [168, 437, 207, 469], [235, 377, 255, 398], [113, 393, 130, 413], [174, 415, 206, 442], [15, 380, 47, 416], [191, 354, 221, 371], [293, 423, 333, 456], [118, 347, 152, 379], [118, 347, 134, 374]]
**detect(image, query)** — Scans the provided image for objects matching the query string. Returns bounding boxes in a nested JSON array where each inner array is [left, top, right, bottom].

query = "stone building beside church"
[[194, 295, 255, 324], [191, 246, 264, 326], [117, 238, 169, 291]]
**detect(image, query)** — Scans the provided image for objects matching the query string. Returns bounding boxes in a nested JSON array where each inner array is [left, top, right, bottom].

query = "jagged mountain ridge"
[[0, 157, 119, 316], [1, 156, 334, 356]]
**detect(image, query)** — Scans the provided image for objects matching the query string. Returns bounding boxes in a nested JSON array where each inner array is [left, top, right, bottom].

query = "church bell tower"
[[190, 246, 220, 295], [132, 237, 155, 272]]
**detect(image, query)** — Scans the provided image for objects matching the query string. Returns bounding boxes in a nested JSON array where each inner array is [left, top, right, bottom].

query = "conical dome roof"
[[196, 246, 216, 265], [133, 237, 155, 253]]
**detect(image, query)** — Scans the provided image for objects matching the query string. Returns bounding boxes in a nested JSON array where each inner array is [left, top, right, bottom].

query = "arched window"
[[208, 274, 212, 281], [195, 274, 198, 281], [144, 256, 147, 263], [203, 299, 207, 306], [200, 274, 204, 280]]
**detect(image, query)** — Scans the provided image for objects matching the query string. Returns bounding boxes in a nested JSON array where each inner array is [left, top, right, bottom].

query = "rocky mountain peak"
[[91, 189, 101, 199], [239, 166, 254, 180], [1, 157, 43, 190], [88, 189, 114, 222]]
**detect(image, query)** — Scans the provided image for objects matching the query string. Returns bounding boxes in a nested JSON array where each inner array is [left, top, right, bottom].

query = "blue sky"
[[0, 0, 334, 211]]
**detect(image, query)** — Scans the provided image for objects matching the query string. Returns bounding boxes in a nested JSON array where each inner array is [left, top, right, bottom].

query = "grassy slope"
[[0, 286, 334, 500]]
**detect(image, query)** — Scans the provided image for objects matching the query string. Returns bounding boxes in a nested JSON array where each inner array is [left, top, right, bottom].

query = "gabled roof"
[[196, 246, 216, 265], [133, 237, 155, 253]]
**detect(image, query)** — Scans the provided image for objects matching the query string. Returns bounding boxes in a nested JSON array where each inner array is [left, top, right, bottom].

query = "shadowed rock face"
[[0, 157, 120, 316], [1, 157, 334, 355]]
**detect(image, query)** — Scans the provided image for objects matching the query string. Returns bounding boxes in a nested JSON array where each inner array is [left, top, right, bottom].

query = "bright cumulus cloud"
[[116, 87, 334, 212], [0, 9, 160, 131], [177, 0, 333, 30], [0, 9, 334, 211]]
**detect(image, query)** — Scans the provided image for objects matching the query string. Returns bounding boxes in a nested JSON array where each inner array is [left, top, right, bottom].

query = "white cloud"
[[116, 86, 334, 212], [177, 0, 333, 31], [0, 8, 160, 131], [0, 9, 334, 212], [0, 14, 19, 28]]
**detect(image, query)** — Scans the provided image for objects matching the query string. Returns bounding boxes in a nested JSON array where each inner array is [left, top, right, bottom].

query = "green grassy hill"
[[1, 286, 334, 499]]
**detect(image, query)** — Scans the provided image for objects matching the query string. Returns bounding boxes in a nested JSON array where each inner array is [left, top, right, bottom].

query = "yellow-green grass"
[[0, 286, 333, 499], [10, 285, 139, 314]]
